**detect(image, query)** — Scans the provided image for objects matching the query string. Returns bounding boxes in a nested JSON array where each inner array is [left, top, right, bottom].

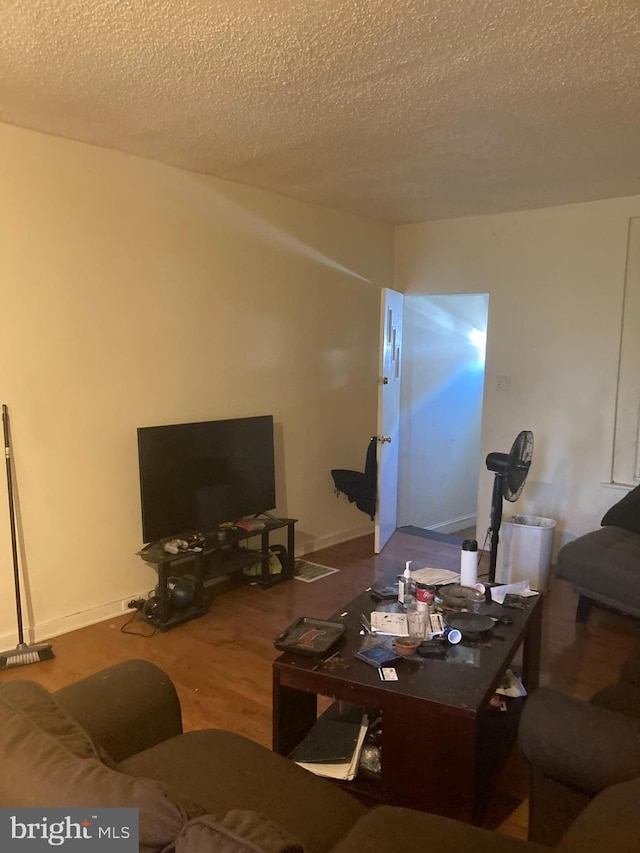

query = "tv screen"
[[137, 415, 276, 543]]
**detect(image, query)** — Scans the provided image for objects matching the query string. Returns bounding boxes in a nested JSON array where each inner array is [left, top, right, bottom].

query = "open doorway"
[[397, 293, 488, 541]]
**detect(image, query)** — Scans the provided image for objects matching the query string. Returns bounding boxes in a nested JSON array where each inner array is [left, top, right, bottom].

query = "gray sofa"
[[555, 485, 640, 622], [2, 658, 640, 852]]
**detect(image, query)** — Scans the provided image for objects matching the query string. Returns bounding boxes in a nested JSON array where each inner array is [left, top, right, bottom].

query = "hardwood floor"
[[3, 529, 640, 839]]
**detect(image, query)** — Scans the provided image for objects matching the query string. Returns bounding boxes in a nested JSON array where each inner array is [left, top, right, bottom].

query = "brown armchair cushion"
[[0, 687, 187, 852], [331, 805, 543, 853], [118, 729, 365, 853], [557, 776, 640, 853], [0, 680, 100, 760], [167, 811, 303, 853]]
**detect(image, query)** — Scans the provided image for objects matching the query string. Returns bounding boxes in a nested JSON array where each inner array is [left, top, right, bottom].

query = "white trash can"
[[497, 514, 556, 592]]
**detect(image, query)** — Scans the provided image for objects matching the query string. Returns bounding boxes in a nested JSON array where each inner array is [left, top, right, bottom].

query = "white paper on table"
[[370, 612, 408, 635], [495, 668, 528, 698], [490, 580, 539, 604], [410, 567, 460, 586]]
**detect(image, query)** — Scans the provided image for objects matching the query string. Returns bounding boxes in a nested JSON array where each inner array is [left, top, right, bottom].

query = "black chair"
[[331, 437, 377, 520]]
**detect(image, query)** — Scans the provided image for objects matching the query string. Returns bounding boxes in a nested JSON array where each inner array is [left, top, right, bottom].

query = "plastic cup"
[[406, 607, 428, 638], [444, 627, 462, 645]]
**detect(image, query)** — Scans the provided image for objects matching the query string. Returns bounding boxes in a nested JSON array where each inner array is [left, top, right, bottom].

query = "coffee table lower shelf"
[[286, 698, 526, 819], [273, 673, 530, 823]]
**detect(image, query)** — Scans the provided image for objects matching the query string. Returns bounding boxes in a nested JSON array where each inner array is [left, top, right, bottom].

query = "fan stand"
[[485, 431, 533, 585], [488, 472, 505, 584]]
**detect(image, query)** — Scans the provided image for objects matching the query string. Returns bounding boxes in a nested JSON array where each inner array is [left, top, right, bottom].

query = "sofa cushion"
[[0, 686, 187, 853], [555, 526, 640, 610], [118, 729, 366, 853], [557, 776, 640, 853], [601, 485, 640, 534], [0, 680, 100, 760], [331, 805, 545, 853], [167, 811, 303, 853]]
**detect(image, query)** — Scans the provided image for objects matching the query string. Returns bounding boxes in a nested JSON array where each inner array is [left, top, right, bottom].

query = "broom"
[[0, 404, 54, 669]]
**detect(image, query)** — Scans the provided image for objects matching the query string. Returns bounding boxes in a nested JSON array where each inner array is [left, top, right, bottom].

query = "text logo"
[[0, 808, 138, 850]]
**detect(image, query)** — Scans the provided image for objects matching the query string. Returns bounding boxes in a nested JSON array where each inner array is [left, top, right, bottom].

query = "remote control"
[[163, 538, 189, 555]]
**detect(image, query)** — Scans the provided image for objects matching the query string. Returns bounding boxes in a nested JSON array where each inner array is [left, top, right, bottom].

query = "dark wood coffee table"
[[272, 587, 542, 824]]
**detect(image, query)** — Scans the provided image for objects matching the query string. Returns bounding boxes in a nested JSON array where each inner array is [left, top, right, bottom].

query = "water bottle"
[[460, 539, 478, 587]]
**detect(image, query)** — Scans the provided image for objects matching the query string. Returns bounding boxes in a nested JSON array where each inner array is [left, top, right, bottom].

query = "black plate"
[[370, 584, 398, 601], [444, 612, 495, 636], [274, 617, 346, 657]]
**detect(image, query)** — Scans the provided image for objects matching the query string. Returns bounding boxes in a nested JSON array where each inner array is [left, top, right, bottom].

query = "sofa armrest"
[[519, 687, 640, 794], [53, 659, 182, 763]]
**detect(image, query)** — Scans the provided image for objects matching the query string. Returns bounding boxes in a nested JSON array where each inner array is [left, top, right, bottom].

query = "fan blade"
[[504, 430, 534, 501]]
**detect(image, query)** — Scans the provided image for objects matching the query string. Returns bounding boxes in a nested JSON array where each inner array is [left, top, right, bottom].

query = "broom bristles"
[[0, 642, 54, 670]]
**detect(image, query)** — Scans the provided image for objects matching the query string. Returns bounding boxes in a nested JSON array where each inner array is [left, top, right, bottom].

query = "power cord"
[[476, 528, 492, 579], [120, 611, 156, 637], [120, 589, 157, 637]]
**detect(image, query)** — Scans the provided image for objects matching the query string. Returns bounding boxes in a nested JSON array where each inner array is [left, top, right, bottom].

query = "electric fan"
[[485, 430, 534, 583]]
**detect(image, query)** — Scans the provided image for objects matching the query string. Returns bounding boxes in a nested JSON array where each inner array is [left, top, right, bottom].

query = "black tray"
[[274, 617, 347, 657]]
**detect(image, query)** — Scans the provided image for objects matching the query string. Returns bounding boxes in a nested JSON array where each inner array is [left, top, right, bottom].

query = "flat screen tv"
[[137, 415, 276, 543]]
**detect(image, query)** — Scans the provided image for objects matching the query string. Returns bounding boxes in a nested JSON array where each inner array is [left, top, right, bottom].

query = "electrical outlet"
[[496, 375, 511, 392], [122, 596, 146, 612]]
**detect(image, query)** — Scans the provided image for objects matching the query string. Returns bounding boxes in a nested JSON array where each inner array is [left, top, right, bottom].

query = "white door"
[[375, 288, 404, 553]]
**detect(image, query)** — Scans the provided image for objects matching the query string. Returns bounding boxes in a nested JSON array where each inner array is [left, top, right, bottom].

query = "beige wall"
[[395, 195, 640, 554], [0, 123, 393, 643], [4, 118, 636, 642]]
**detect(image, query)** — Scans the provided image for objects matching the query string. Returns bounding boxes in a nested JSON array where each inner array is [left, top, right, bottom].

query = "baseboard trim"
[[296, 523, 374, 557], [427, 514, 477, 535], [0, 590, 152, 647], [0, 523, 377, 646], [0, 525, 376, 646]]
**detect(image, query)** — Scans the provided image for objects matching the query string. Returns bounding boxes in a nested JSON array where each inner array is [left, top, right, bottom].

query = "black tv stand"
[[137, 516, 297, 632]]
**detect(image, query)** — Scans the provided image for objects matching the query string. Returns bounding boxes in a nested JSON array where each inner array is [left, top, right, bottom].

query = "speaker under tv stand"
[[137, 516, 297, 632]]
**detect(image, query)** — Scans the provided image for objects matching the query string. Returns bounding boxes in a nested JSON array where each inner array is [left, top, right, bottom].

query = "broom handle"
[[2, 405, 24, 645]]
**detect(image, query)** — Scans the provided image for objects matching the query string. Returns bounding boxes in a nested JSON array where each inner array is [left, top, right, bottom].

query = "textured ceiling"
[[1, 0, 639, 224]]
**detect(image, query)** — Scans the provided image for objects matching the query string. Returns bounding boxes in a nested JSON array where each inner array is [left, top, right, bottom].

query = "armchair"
[[555, 484, 640, 623], [518, 647, 640, 845]]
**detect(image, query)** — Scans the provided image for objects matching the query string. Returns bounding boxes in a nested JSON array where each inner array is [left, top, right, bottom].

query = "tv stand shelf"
[[137, 516, 297, 632]]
